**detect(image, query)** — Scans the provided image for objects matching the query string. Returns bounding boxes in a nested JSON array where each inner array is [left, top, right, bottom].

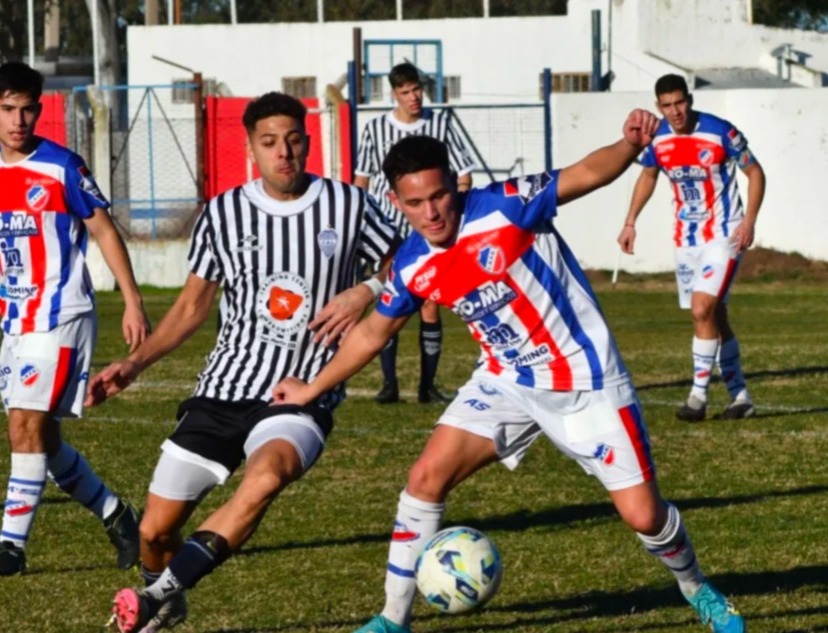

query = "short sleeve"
[[357, 193, 400, 266], [490, 170, 560, 228], [637, 144, 657, 168], [354, 124, 378, 177], [723, 123, 749, 160], [187, 204, 222, 282], [63, 153, 109, 219], [375, 262, 422, 319], [444, 114, 476, 176]]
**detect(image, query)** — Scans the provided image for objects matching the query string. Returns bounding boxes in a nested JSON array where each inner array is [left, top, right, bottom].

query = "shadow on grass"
[[239, 484, 828, 556], [205, 565, 828, 632], [637, 364, 828, 392]]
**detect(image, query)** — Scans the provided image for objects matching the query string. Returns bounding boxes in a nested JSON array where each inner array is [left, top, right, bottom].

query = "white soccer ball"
[[415, 526, 503, 614]]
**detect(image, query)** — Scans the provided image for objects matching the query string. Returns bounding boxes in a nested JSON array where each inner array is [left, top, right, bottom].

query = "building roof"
[[693, 67, 799, 89]]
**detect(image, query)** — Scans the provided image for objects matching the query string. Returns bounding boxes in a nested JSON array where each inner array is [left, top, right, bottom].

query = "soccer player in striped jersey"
[[0, 62, 148, 576], [618, 74, 766, 422], [86, 91, 398, 633], [355, 62, 476, 405], [276, 117, 746, 633]]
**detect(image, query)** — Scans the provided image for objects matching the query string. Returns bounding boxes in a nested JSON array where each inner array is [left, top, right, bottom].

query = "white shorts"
[[438, 372, 655, 491], [0, 313, 96, 418], [674, 241, 741, 309]]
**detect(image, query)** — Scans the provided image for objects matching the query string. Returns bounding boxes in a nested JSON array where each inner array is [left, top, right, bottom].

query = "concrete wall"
[[553, 87, 828, 272]]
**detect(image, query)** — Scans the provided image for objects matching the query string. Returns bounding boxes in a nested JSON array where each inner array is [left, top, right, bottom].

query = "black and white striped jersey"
[[355, 108, 475, 237], [188, 176, 398, 403]]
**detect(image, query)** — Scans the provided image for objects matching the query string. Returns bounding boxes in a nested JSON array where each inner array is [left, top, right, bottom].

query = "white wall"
[[552, 87, 828, 272]]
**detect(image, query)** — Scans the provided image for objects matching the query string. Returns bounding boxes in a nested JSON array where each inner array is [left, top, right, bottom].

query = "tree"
[[753, 0, 828, 31]]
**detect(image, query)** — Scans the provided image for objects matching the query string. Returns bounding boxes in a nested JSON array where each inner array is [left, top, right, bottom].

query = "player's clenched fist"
[[623, 109, 659, 149]]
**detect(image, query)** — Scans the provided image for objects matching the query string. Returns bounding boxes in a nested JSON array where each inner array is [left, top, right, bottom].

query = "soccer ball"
[[415, 526, 503, 614]]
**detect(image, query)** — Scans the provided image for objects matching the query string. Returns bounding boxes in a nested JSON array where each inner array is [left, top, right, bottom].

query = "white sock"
[[717, 337, 750, 402], [47, 442, 119, 521], [637, 503, 705, 597], [689, 337, 719, 402], [2, 453, 47, 549], [381, 490, 445, 627]]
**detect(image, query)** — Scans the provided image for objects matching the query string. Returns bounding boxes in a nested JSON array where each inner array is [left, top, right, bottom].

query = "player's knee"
[[621, 505, 664, 535], [407, 459, 451, 502], [690, 301, 715, 324], [139, 516, 179, 552]]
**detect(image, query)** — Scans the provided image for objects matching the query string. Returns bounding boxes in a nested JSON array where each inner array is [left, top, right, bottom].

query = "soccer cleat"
[[676, 395, 707, 422], [104, 500, 141, 570], [719, 400, 755, 420], [417, 385, 454, 404], [353, 615, 411, 633], [138, 591, 188, 632], [684, 582, 746, 633], [108, 588, 157, 633], [375, 382, 400, 404], [0, 540, 26, 576]]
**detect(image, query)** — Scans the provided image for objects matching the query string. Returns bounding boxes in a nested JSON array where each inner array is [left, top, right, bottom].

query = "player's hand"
[[623, 109, 659, 149], [309, 284, 373, 346], [272, 377, 313, 405], [84, 359, 142, 407], [617, 225, 636, 254], [122, 303, 151, 353], [731, 219, 755, 252]]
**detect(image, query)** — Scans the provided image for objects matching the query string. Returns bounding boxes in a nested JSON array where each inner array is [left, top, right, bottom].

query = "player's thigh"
[[534, 381, 656, 492], [243, 405, 331, 476], [436, 374, 543, 477], [0, 313, 95, 418], [148, 447, 223, 504], [410, 425, 500, 498]]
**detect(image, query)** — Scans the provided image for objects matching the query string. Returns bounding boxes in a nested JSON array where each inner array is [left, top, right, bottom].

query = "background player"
[[85, 92, 398, 632], [355, 62, 475, 405], [275, 121, 745, 633], [617, 74, 765, 422], [0, 62, 148, 576]]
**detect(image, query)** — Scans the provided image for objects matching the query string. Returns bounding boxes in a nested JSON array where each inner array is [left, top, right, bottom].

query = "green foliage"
[[753, 0, 828, 30], [1, 281, 827, 631]]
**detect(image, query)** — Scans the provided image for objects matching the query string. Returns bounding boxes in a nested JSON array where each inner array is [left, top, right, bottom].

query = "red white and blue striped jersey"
[[638, 112, 752, 247], [0, 138, 107, 334], [376, 172, 629, 392]]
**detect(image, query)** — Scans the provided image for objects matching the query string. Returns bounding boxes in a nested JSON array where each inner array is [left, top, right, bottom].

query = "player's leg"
[[113, 405, 326, 632], [0, 407, 51, 575], [715, 300, 754, 420], [417, 300, 450, 404], [542, 383, 744, 632], [359, 376, 540, 633], [680, 290, 720, 420], [376, 335, 400, 404]]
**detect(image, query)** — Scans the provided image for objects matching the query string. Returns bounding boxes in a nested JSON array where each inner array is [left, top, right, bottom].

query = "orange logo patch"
[[269, 286, 304, 320]]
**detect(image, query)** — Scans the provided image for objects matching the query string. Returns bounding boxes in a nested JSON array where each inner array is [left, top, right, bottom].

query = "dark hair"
[[242, 92, 306, 133], [382, 136, 450, 190], [654, 74, 689, 98], [388, 63, 421, 89], [0, 62, 44, 101]]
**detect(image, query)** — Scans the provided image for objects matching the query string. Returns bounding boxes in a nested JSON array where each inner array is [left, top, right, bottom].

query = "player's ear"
[[387, 189, 401, 210], [245, 134, 255, 162], [687, 93, 694, 108]]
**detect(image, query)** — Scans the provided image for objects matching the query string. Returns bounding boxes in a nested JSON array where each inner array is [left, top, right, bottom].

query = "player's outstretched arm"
[[84, 208, 150, 352], [274, 309, 409, 405], [557, 109, 659, 206], [617, 166, 659, 255], [84, 273, 219, 407]]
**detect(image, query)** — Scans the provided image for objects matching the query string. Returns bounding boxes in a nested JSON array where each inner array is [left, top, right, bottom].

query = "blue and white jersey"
[[376, 172, 628, 392]]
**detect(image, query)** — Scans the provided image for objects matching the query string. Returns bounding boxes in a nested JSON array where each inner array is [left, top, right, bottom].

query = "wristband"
[[361, 277, 384, 299]]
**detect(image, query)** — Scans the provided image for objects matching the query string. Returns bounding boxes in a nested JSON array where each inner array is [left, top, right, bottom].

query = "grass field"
[[1, 278, 827, 633]]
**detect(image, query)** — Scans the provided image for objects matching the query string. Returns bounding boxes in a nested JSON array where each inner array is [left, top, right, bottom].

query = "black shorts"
[[167, 397, 334, 475]]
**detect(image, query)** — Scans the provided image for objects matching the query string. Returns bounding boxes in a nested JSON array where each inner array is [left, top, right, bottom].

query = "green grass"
[[1, 281, 827, 632]]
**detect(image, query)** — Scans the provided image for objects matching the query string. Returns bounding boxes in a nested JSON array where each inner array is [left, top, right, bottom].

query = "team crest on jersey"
[[503, 172, 552, 205], [593, 443, 615, 466], [698, 148, 714, 166], [702, 265, 715, 279], [26, 185, 50, 211], [77, 165, 106, 203], [477, 245, 506, 275], [255, 272, 312, 347], [20, 364, 40, 387], [317, 227, 338, 259]]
